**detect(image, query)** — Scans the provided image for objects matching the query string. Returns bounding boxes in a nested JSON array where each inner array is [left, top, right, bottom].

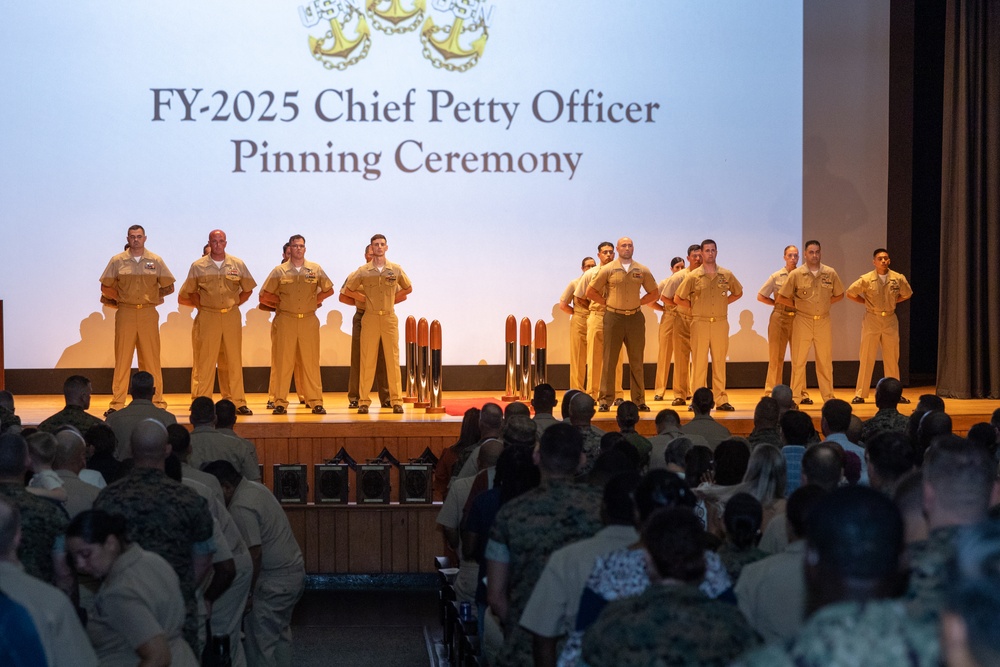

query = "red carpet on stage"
[[441, 396, 521, 416]]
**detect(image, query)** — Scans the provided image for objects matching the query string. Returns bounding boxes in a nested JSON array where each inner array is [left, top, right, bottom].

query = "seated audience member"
[[684, 445, 714, 486], [67, 510, 198, 666], [561, 390, 581, 421], [915, 410, 953, 466], [531, 383, 561, 436], [597, 433, 640, 474], [0, 497, 97, 667], [587, 449, 641, 490], [580, 508, 759, 667], [24, 432, 68, 503], [778, 410, 815, 495], [566, 393, 605, 478], [187, 397, 260, 481], [717, 492, 767, 582], [965, 422, 998, 460], [52, 429, 101, 519], [713, 438, 751, 486], [735, 485, 827, 643], [455, 403, 504, 480], [748, 396, 782, 449], [84, 424, 122, 485], [521, 472, 642, 667], [504, 400, 531, 421], [37, 375, 104, 434], [892, 470, 929, 568], [662, 437, 694, 476], [736, 486, 936, 667], [0, 390, 22, 435], [906, 435, 995, 626], [648, 411, 708, 471], [820, 398, 868, 484], [558, 470, 733, 667], [735, 444, 787, 533], [433, 407, 480, 500], [615, 401, 651, 467], [942, 520, 1000, 667], [105, 371, 177, 459], [680, 388, 732, 450], [866, 430, 917, 496], [771, 384, 797, 421], [860, 377, 910, 443]]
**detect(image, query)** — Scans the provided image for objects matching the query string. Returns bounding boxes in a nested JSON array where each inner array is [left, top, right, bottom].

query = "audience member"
[[531, 384, 560, 435], [779, 410, 815, 495], [771, 384, 797, 421], [37, 375, 103, 434], [680, 387, 732, 450], [662, 437, 694, 476], [455, 403, 504, 479], [167, 423, 225, 505], [566, 393, 605, 477], [648, 409, 707, 471], [717, 492, 767, 582], [748, 396, 782, 449], [105, 371, 177, 459], [0, 390, 22, 435], [915, 410, 953, 466], [684, 445, 714, 486], [866, 430, 917, 496], [25, 432, 68, 503], [84, 424, 123, 485], [820, 398, 868, 484], [187, 397, 261, 481], [892, 470, 929, 567], [860, 377, 910, 442], [433, 407, 480, 500], [942, 520, 1000, 667], [713, 438, 751, 486], [52, 428, 100, 519], [737, 444, 787, 534], [615, 401, 651, 467]]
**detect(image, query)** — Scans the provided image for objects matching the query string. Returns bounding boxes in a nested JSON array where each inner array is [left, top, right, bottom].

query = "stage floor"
[[11, 387, 999, 430]]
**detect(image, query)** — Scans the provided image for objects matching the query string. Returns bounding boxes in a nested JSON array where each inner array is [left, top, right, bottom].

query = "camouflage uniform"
[[37, 405, 103, 434], [94, 467, 215, 650], [860, 407, 909, 442], [622, 432, 652, 468], [488, 478, 603, 667], [0, 483, 68, 583], [580, 583, 758, 667], [717, 543, 768, 582], [578, 425, 605, 478], [748, 427, 783, 449], [904, 525, 960, 625], [0, 405, 21, 434], [735, 600, 939, 666]]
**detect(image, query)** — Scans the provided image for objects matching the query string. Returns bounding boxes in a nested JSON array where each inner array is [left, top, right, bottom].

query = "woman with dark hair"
[[66, 510, 198, 667], [717, 492, 767, 581], [580, 508, 758, 666], [434, 407, 481, 500]]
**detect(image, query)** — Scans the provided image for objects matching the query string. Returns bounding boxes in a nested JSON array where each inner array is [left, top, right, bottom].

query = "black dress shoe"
[[799, 397, 814, 406], [671, 398, 686, 407], [381, 401, 392, 408], [104, 408, 117, 417], [272, 406, 286, 415], [638, 404, 651, 412], [312, 405, 326, 414], [266, 401, 275, 410], [237, 406, 253, 416], [393, 405, 404, 414], [851, 396, 865, 404], [598, 403, 610, 412], [717, 403, 735, 412], [613, 398, 624, 407], [898, 396, 911, 404], [348, 401, 359, 409], [653, 395, 664, 402], [357, 405, 369, 414]]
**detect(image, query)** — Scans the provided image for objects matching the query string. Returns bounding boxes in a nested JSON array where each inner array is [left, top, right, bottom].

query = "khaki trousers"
[[112, 306, 165, 409], [854, 311, 900, 398], [790, 314, 835, 401], [348, 308, 390, 404], [568, 309, 589, 391], [600, 311, 646, 406], [359, 311, 402, 408], [654, 311, 675, 396], [191, 309, 248, 407], [690, 317, 730, 405], [272, 312, 324, 409], [764, 308, 795, 394], [672, 313, 692, 399], [585, 311, 622, 400]]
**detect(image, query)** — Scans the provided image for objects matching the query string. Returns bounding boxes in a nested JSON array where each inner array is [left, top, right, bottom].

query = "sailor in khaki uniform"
[[675, 239, 743, 410], [340, 244, 392, 409], [178, 230, 256, 414], [558, 256, 597, 392], [651, 256, 685, 401], [575, 243, 623, 403], [99, 225, 175, 413], [756, 245, 801, 397], [662, 245, 703, 406], [776, 240, 844, 405], [845, 248, 913, 403], [342, 234, 412, 413], [587, 237, 659, 410], [259, 235, 335, 414]]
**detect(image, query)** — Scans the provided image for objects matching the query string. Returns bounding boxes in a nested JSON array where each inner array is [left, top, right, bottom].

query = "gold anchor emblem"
[[367, 0, 426, 34], [420, 14, 488, 71], [306, 5, 372, 71]]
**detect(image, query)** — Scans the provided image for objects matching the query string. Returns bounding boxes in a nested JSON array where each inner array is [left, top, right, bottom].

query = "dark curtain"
[[937, 0, 1000, 398]]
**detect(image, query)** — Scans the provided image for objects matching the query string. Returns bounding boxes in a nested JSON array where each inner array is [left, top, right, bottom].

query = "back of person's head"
[[691, 387, 714, 415], [128, 371, 156, 400], [923, 435, 994, 524], [642, 507, 706, 583], [494, 444, 540, 505], [944, 520, 1000, 666], [589, 449, 639, 487], [561, 390, 581, 420], [52, 429, 86, 470], [892, 469, 927, 545], [802, 443, 844, 491], [723, 492, 763, 550], [916, 411, 953, 466], [477, 439, 504, 470], [821, 398, 852, 434], [167, 423, 192, 457], [846, 414, 864, 444], [0, 432, 28, 478], [0, 497, 20, 556], [502, 416, 537, 448], [66, 509, 128, 546], [966, 422, 998, 459], [189, 396, 216, 426], [753, 397, 780, 429], [992, 407, 1000, 429], [787, 484, 828, 541], [456, 407, 481, 447], [780, 410, 815, 445], [655, 409, 681, 434], [875, 377, 904, 408], [215, 399, 237, 429], [0, 391, 13, 413], [600, 431, 627, 454], [504, 401, 530, 421], [634, 470, 696, 523], [916, 394, 946, 413], [742, 444, 787, 503], [569, 392, 596, 423], [684, 445, 713, 484], [602, 472, 642, 526], [616, 401, 639, 430], [84, 424, 117, 458], [130, 419, 169, 465], [63, 375, 91, 404], [866, 431, 916, 491], [538, 423, 583, 476], [479, 402, 504, 436], [531, 384, 557, 412], [665, 437, 694, 469], [772, 385, 794, 412], [713, 439, 750, 486], [203, 459, 243, 487], [26, 431, 58, 467]]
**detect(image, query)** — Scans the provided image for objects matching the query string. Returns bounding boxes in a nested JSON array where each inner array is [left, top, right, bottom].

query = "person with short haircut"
[[259, 234, 334, 414], [25, 431, 68, 503], [865, 430, 917, 496], [942, 520, 1000, 667], [776, 240, 845, 405], [84, 424, 123, 485], [214, 399, 261, 471], [615, 401, 651, 467], [736, 486, 936, 666], [651, 255, 685, 401], [187, 397, 261, 481], [663, 244, 703, 406], [0, 389, 22, 435], [567, 393, 606, 477], [486, 423, 603, 667], [454, 403, 505, 480], [204, 460, 306, 667], [99, 224, 175, 415], [846, 248, 913, 404], [581, 507, 759, 666], [167, 423, 225, 506], [559, 256, 598, 393], [757, 245, 802, 398], [779, 410, 815, 495], [674, 238, 743, 411], [341, 233, 413, 414], [681, 387, 733, 450], [0, 498, 97, 667], [800, 443, 844, 491], [105, 370, 178, 459], [892, 470, 929, 563], [339, 244, 392, 410], [647, 409, 707, 471], [38, 375, 104, 434], [575, 242, 624, 406], [531, 383, 560, 435], [663, 437, 695, 475], [52, 429, 100, 519], [820, 398, 868, 484], [861, 377, 911, 442]]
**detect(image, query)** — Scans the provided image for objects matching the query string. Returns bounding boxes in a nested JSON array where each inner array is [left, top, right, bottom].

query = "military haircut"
[[189, 396, 216, 425], [655, 408, 680, 432], [538, 422, 584, 475], [923, 435, 994, 519], [780, 409, 816, 445], [129, 371, 155, 399], [531, 383, 557, 410], [807, 485, 902, 579], [946, 520, 1000, 666], [802, 443, 844, 491], [643, 507, 706, 583], [202, 459, 243, 487], [167, 423, 192, 456], [821, 398, 852, 433], [0, 432, 28, 477], [63, 375, 91, 401], [215, 399, 237, 429]]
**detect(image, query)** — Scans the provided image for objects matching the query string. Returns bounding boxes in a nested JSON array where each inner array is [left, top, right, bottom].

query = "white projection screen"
[[0, 1, 888, 389]]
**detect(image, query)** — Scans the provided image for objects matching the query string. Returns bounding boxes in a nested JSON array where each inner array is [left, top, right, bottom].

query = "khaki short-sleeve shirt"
[[262, 260, 334, 315], [777, 264, 844, 317], [589, 259, 657, 311], [100, 251, 175, 306], [675, 266, 743, 318], [179, 254, 256, 310]]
